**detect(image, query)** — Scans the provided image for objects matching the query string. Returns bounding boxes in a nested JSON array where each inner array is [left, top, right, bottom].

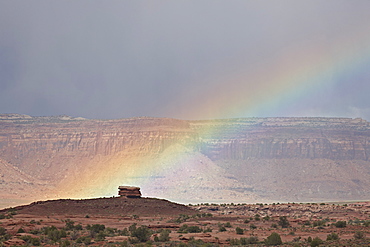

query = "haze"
[[1, 1, 370, 120]]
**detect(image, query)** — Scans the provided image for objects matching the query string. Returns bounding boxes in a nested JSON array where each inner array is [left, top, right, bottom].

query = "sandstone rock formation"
[[1, 114, 370, 207], [118, 186, 141, 198]]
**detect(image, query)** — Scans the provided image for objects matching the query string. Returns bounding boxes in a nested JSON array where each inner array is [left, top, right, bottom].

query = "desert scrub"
[[235, 227, 244, 235], [154, 229, 170, 242], [326, 232, 339, 241], [334, 221, 347, 228], [130, 225, 152, 242], [278, 216, 290, 228], [310, 237, 323, 247], [265, 232, 282, 245]]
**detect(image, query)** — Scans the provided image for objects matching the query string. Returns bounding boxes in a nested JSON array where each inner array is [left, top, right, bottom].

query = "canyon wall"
[[1, 114, 370, 207], [0, 114, 197, 180], [191, 117, 370, 161]]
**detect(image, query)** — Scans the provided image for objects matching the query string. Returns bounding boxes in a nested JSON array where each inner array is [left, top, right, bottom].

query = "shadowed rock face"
[[1, 114, 370, 206]]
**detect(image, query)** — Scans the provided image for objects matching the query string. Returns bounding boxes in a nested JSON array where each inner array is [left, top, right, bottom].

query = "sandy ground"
[[0, 198, 369, 246]]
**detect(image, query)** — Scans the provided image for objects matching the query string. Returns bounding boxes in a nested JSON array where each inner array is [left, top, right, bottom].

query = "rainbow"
[[58, 27, 370, 204], [173, 26, 370, 121]]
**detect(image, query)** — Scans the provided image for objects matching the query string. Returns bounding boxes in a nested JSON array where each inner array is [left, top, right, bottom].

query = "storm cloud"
[[1, 1, 370, 120]]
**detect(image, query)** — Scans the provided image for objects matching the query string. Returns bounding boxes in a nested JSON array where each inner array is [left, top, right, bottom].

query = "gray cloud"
[[1, 1, 370, 120]]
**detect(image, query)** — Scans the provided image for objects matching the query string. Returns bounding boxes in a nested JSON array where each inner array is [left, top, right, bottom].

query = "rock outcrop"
[[118, 186, 141, 198]]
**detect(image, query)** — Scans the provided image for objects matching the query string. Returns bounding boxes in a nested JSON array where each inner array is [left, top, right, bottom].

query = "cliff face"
[[1, 114, 370, 207], [0, 115, 197, 181], [191, 117, 370, 161]]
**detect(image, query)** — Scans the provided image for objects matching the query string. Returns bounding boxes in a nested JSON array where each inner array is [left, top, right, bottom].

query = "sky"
[[1, 1, 370, 120]]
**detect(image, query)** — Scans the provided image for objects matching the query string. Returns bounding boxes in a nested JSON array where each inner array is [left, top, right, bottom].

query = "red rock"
[[118, 186, 141, 198], [3, 238, 26, 247]]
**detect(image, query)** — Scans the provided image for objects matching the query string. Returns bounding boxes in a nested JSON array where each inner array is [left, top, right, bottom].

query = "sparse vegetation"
[[278, 216, 290, 228], [1, 200, 370, 246], [326, 232, 339, 241], [354, 230, 366, 239], [130, 225, 152, 242], [310, 236, 323, 247], [335, 220, 347, 228], [0, 227, 7, 236], [265, 232, 282, 245], [177, 224, 202, 233], [235, 227, 244, 235], [154, 229, 171, 242]]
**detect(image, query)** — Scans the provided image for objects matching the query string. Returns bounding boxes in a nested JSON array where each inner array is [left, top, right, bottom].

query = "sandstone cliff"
[[191, 117, 370, 161], [1, 114, 370, 207]]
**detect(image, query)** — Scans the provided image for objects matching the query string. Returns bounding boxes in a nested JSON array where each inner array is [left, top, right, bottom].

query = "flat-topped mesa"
[[118, 186, 141, 198]]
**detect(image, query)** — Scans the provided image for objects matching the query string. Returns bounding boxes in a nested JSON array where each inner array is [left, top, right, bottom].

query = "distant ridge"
[[1, 114, 370, 208]]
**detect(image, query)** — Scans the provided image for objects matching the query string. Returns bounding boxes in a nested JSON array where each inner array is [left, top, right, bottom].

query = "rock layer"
[[191, 117, 370, 161], [118, 186, 141, 198], [1, 114, 370, 206]]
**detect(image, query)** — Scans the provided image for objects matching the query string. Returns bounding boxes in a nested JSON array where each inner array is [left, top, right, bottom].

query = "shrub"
[[76, 236, 91, 245], [95, 231, 107, 241], [175, 214, 190, 223], [187, 225, 202, 233], [17, 228, 25, 233], [42, 225, 57, 235], [60, 239, 70, 247], [354, 231, 365, 239], [7, 209, 17, 216], [203, 227, 212, 233], [130, 225, 152, 242], [44, 227, 66, 242], [263, 215, 270, 221], [235, 227, 244, 235], [335, 221, 346, 228], [228, 238, 240, 245], [128, 223, 137, 233], [218, 225, 226, 232], [70, 230, 79, 240], [75, 224, 83, 230], [224, 222, 232, 228], [278, 216, 290, 228], [87, 224, 105, 233], [31, 237, 41, 246], [241, 236, 258, 244], [83, 236, 92, 245], [155, 229, 170, 242], [178, 224, 189, 233], [65, 219, 75, 230], [265, 232, 282, 245], [254, 214, 261, 221], [313, 220, 326, 227], [119, 228, 130, 236], [19, 235, 32, 243], [326, 232, 339, 241], [29, 229, 40, 235], [310, 237, 323, 247], [250, 224, 257, 230]]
